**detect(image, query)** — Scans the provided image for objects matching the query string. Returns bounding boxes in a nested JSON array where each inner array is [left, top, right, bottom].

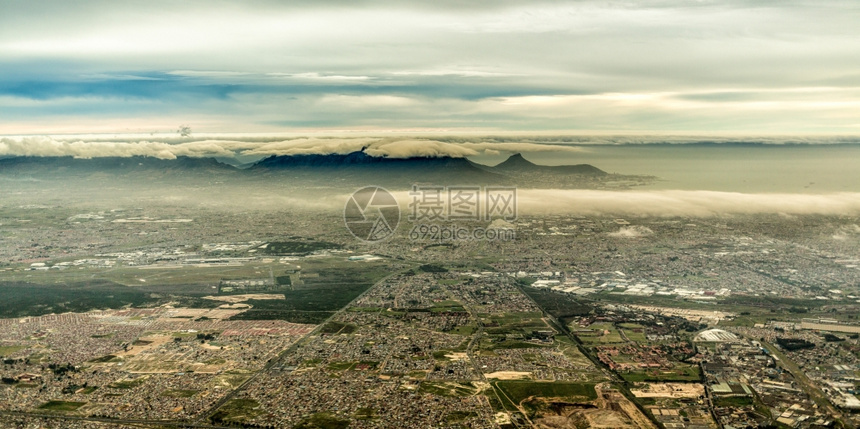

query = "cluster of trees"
[[197, 332, 217, 341], [776, 337, 815, 351]]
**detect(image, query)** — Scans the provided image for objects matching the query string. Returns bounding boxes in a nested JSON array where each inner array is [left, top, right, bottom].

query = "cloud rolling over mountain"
[[0, 136, 583, 159]]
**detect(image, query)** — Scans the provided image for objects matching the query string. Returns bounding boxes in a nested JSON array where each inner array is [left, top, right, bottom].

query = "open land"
[[2, 194, 860, 428]]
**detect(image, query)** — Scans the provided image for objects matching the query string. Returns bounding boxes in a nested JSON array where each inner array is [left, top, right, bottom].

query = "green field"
[[293, 412, 350, 429], [37, 400, 87, 412], [0, 256, 391, 320], [229, 259, 391, 324], [262, 240, 342, 255], [109, 376, 148, 389], [210, 398, 264, 425], [430, 299, 467, 313], [0, 280, 158, 318], [519, 287, 593, 319], [576, 322, 625, 344], [449, 322, 477, 336], [618, 323, 648, 342], [0, 263, 268, 289], [713, 396, 754, 407], [0, 345, 26, 356], [88, 354, 120, 363], [621, 365, 701, 383], [319, 321, 357, 334], [481, 312, 548, 335], [354, 407, 375, 420]]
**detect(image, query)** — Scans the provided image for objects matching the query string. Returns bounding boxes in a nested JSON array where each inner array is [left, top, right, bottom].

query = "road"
[[5, 268, 410, 429], [511, 281, 666, 428], [443, 278, 528, 429], [759, 339, 854, 429], [193, 268, 409, 424]]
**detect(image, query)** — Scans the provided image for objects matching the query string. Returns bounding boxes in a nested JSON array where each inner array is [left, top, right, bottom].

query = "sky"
[[1, 0, 859, 135]]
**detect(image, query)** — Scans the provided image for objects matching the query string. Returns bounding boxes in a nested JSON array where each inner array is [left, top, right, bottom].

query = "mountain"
[[249, 151, 618, 189], [250, 151, 506, 186], [489, 153, 607, 176], [0, 152, 648, 191], [251, 151, 384, 168], [0, 155, 237, 174], [0, 156, 240, 186]]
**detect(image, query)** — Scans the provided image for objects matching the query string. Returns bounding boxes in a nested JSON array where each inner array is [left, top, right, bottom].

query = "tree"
[[177, 124, 192, 137]]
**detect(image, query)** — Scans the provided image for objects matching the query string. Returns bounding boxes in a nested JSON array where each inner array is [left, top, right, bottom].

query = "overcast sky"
[[1, 0, 859, 135]]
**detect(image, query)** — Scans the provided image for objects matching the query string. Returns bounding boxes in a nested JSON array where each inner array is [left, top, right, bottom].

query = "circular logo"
[[344, 186, 400, 242]]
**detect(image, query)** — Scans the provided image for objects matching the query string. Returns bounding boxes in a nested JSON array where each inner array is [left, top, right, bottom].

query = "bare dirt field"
[[631, 382, 705, 398], [484, 370, 532, 380]]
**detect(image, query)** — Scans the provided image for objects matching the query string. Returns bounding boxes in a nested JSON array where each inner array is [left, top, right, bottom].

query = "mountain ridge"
[[487, 153, 607, 176], [0, 152, 643, 189]]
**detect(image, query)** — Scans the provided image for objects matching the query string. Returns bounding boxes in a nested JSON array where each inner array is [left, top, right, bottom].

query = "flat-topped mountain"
[[0, 152, 651, 189], [250, 150, 505, 185], [488, 153, 607, 176]]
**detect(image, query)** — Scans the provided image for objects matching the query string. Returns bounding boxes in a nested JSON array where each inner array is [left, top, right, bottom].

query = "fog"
[[4, 135, 860, 217], [512, 190, 860, 217]]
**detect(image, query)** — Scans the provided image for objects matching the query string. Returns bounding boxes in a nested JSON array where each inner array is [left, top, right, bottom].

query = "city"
[[2, 200, 860, 428], [3, 0, 860, 427]]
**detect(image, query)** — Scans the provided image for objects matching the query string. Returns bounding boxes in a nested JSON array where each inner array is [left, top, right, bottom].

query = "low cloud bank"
[[3, 134, 855, 161], [0, 136, 583, 160], [514, 190, 860, 217], [215, 189, 860, 217], [608, 226, 654, 238], [156, 189, 860, 217]]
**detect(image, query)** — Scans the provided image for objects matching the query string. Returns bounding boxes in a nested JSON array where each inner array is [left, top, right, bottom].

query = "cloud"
[[832, 224, 860, 240], [513, 190, 860, 217], [240, 138, 584, 158], [460, 142, 585, 153], [255, 190, 860, 217], [4, 134, 860, 163], [608, 226, 654, 238], [0, 137, 248, 160], [0, 136, 584, 160], [2, 137, 167, 160], [2, 1, 860, 133], [239, 138, 378, 156], [365, 140, 478, 158], [272, 72, 374, 82]]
